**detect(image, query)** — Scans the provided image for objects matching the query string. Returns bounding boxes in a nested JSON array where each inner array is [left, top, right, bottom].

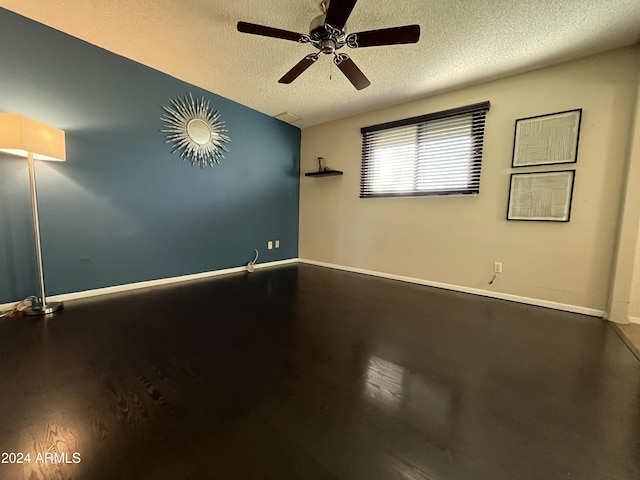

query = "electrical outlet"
[[275, 240, 280, 248], [493, 262, 503, 274], [268, 241, 273, 250]]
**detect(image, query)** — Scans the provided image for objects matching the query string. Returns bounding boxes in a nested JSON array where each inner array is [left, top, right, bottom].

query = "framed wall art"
[[512, 109, 582, 167], [507, 170, 575, 222]]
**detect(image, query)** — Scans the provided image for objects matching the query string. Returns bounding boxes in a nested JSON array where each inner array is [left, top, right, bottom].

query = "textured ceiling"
[[1, 0, 640, 128]]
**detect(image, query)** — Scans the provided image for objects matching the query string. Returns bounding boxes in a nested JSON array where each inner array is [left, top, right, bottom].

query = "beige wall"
[[299, 47, 640, 314], [631, 236, 640, 320], [624, 75, 640, 321]]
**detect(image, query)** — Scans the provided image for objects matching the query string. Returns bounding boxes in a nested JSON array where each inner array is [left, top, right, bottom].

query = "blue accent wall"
[[0, 8, 300, 303]]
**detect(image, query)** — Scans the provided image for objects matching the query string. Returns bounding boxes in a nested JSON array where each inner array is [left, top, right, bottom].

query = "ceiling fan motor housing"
[[309, 13, 346, 52], [309, 13, 327, 40]]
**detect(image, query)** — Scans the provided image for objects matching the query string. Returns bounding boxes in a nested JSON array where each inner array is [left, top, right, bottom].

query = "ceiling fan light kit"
[[237, 0, 420, 90]]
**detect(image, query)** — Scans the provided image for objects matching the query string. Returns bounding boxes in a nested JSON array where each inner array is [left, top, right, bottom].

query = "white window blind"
[[360, 101, 490, 198]]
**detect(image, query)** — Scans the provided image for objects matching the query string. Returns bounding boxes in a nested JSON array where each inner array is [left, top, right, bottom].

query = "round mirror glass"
[[187, 119, 212, 145]]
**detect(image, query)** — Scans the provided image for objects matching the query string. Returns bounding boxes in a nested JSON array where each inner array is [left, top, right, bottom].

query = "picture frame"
[[507, 170, 575, 222], [511, 109, 582, 167]]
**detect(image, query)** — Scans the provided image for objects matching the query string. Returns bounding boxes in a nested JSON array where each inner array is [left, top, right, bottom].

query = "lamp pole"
[[24, 153, 63, 315]]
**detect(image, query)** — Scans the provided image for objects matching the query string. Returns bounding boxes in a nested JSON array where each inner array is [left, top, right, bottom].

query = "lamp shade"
[[0, 113, 66, 162]]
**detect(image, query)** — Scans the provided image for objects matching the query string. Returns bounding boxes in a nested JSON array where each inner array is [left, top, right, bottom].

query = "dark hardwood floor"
[[1, 264, 639, 479]]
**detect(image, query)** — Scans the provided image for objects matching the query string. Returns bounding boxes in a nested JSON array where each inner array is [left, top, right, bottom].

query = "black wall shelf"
[[305, 170, 343, 177]]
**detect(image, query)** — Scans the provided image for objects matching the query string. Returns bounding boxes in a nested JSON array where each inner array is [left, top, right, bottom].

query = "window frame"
[[360, 101, 491, 199]]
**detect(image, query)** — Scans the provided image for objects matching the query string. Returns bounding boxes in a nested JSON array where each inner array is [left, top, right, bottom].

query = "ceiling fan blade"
[[347, 25, 421, 48], [324, 0, 359, 31], [279, 55, 319, 84], [334, 54, 370, 90], [237, 21, 306, 42]]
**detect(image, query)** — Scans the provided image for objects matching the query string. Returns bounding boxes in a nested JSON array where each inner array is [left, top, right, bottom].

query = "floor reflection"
[[17, 416, 84, 480], [364, 355, 405, 411], [363, 354, 459, 444]]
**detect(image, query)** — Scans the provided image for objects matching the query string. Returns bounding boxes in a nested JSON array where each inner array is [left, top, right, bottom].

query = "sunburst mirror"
[[161, 93, 230, 168]]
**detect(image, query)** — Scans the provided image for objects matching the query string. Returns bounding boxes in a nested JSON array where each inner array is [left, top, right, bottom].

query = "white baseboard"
[[299, 258, 605, 318], [2, 258, 609, 319], [1, 258, 298, 307], [629, 316, 640, 325]]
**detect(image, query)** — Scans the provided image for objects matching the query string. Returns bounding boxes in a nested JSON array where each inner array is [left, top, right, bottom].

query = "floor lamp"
[[0, 113, 66, 315]]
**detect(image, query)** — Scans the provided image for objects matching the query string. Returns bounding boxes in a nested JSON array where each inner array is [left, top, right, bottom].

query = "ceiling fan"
[[237, 0, 420, 90]]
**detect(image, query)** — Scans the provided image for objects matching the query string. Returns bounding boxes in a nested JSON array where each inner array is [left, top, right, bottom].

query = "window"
[[360, 101, 491, 198]]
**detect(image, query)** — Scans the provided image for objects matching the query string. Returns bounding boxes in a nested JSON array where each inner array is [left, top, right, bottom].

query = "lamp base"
[[24, 302, 64, 316]]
